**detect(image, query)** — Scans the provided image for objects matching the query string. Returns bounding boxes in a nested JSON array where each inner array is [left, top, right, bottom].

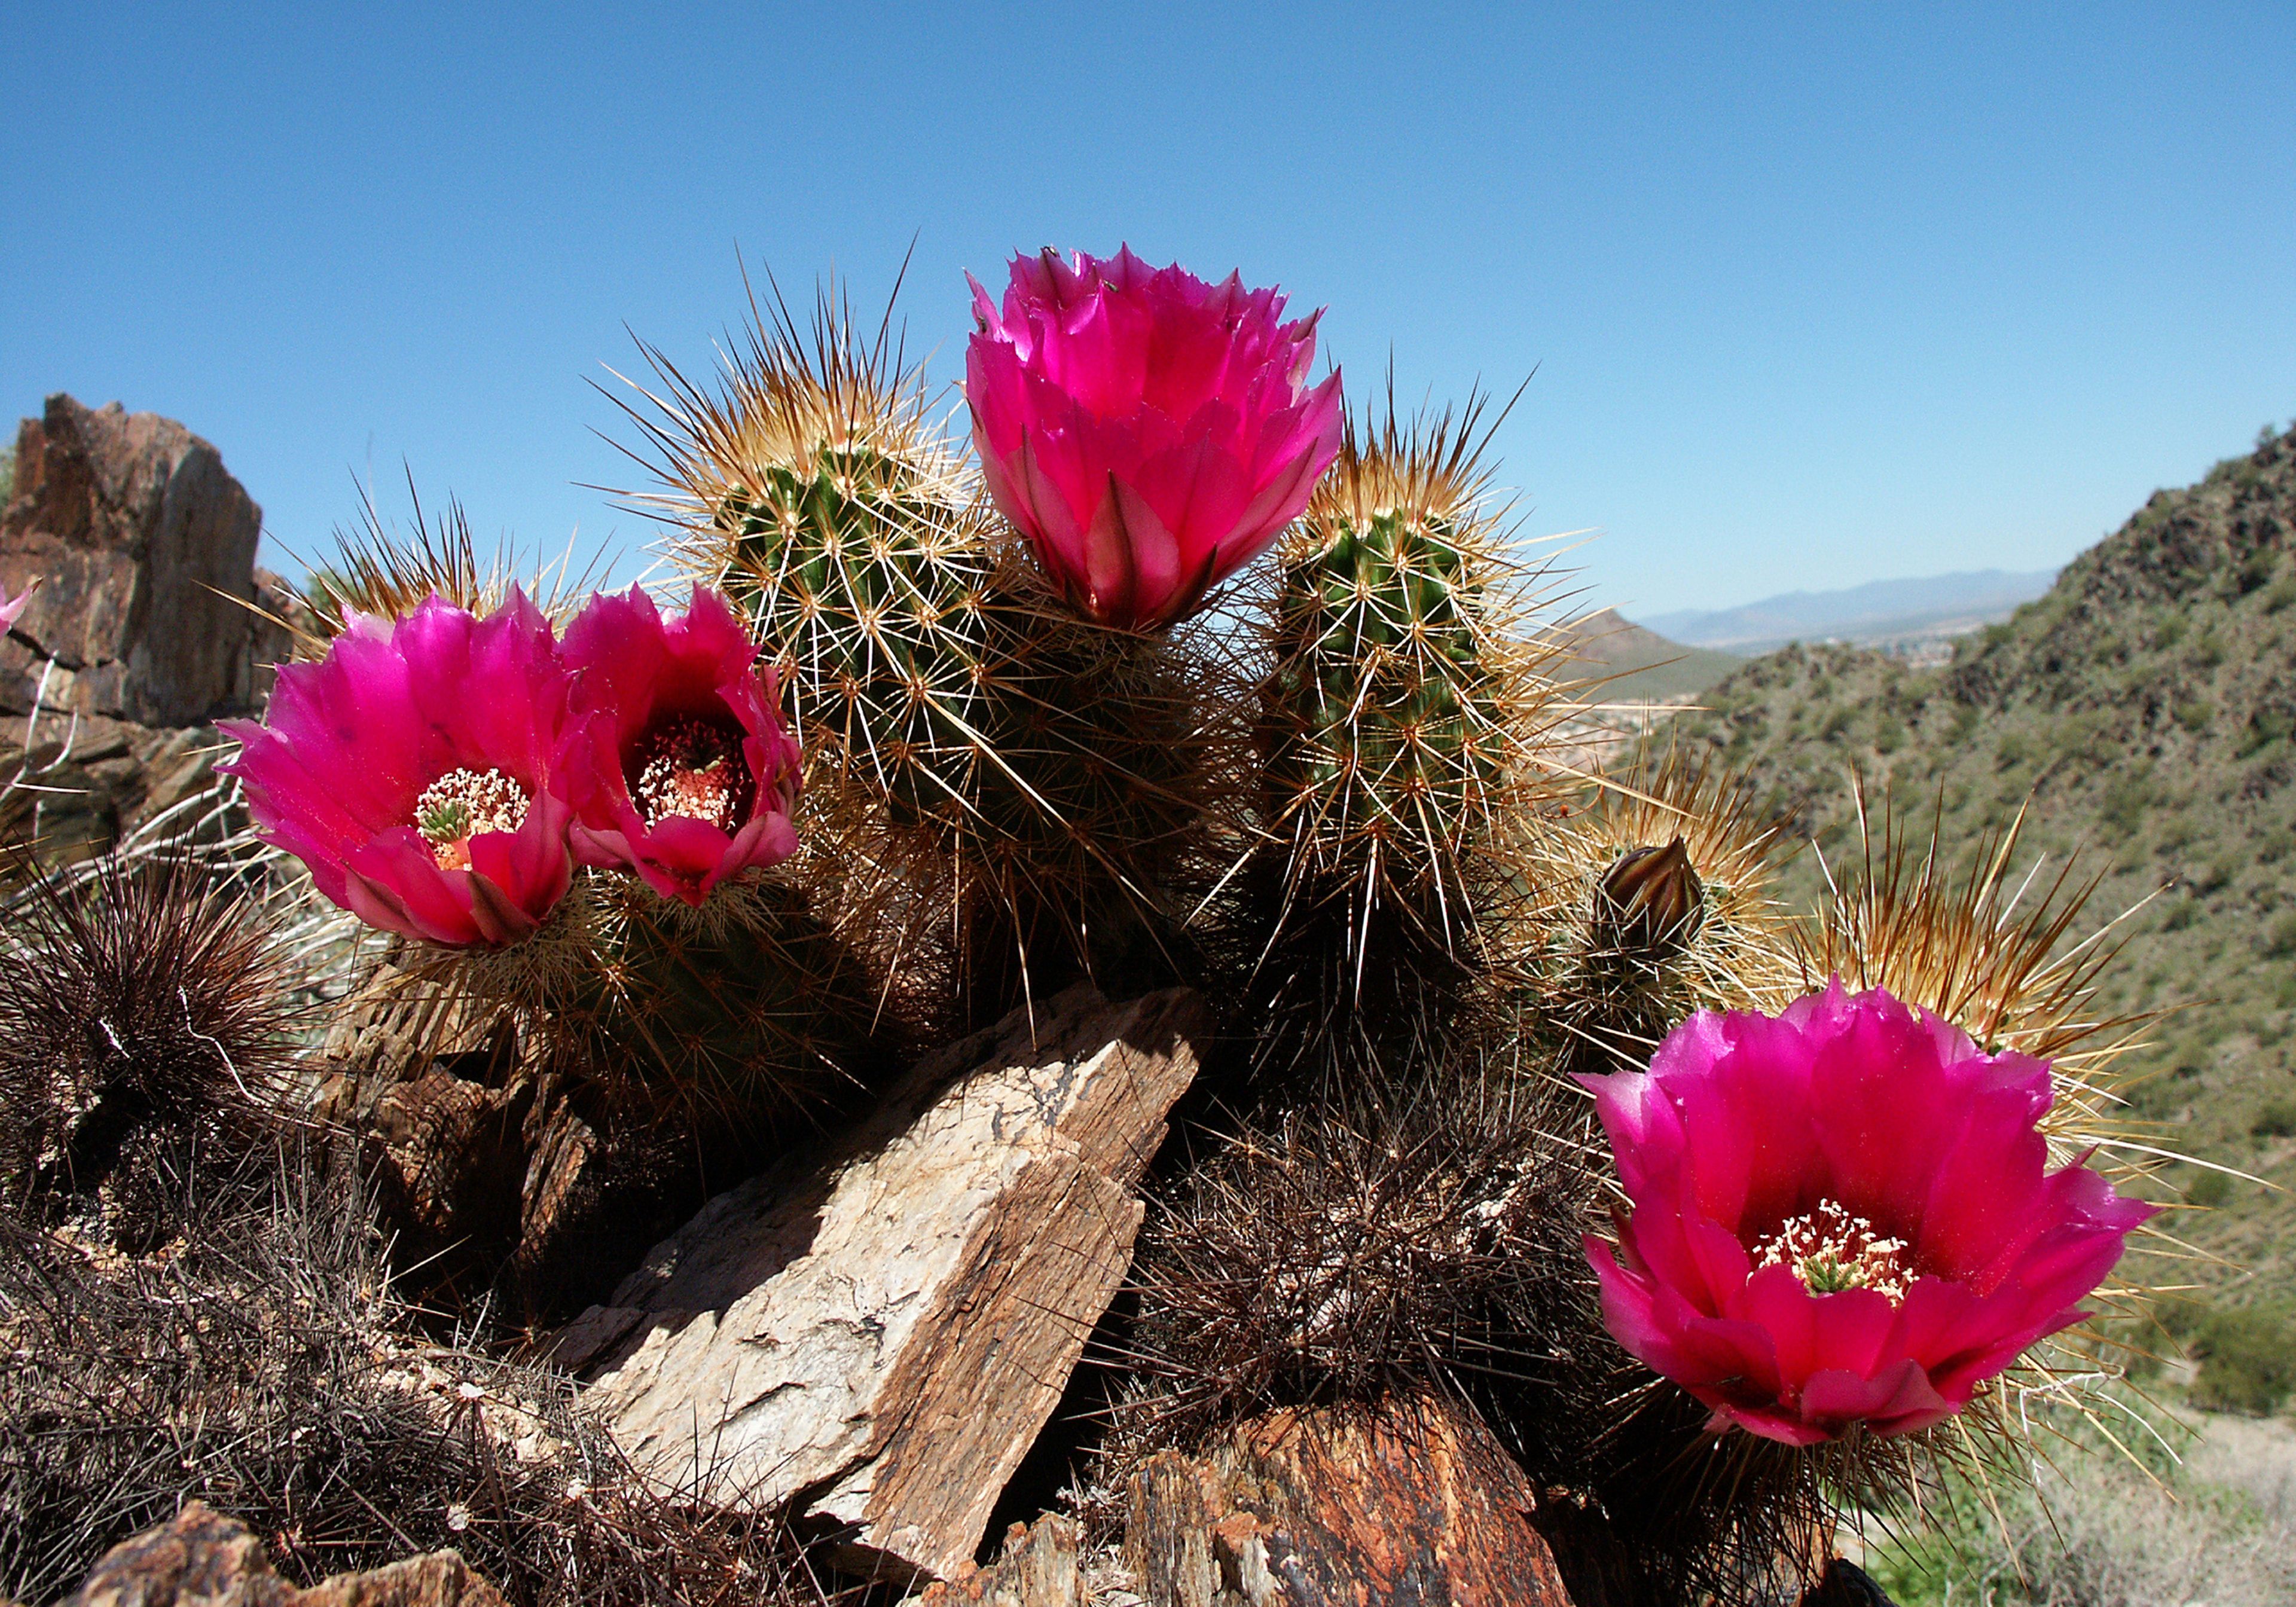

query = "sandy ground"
[[2185, 1410, 2296, 1527]]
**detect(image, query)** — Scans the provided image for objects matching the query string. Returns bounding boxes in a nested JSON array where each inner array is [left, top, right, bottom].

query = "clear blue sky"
[[3, 3, 2291, 618]]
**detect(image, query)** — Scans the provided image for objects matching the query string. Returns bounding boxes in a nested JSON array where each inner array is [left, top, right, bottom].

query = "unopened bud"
[[1596, 838, 1705, 958]]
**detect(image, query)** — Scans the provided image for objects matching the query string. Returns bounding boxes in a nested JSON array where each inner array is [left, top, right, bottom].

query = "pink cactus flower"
[[1, 579, 36, 634], [561, 585, 801, 907], [1583, 981, 2155, 1446], [966, 245, 1344, 631], [221, 591, 582, 948]]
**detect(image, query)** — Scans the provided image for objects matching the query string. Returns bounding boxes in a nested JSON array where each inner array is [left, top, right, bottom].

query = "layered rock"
[[1125, 1394, 1574, 1607], [0, 394, 294, 859], [1, 393, 288, 726]]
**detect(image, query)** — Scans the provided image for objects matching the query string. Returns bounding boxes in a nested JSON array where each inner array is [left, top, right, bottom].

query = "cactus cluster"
[[103, 244, 2184, 1606]]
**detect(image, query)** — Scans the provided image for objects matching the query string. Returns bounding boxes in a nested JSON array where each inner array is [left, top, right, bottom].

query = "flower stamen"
[[1751, 1200, 1915, 1302], [635, 717, 750, 831], [415, 767, 531, 872]]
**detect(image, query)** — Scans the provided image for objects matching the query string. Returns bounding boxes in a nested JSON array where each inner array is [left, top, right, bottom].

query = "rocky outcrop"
[[0, 713, 238, 859], [565, 985, 1206, 1585], [1, 393, 289, 726], [54, 1502, 505, 1607]]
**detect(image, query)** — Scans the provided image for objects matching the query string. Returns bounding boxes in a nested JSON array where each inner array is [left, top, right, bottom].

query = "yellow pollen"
[[635, 716, 749, 832], [1751, 1200, 1915, 1302], [414, 767, 530, 872]]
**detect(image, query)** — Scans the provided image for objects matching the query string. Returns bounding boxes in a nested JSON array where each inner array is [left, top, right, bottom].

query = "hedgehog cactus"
[[228, 582, 872, 1158], [1251, 398, 1571, 1087], [136, 243, 2184, 1606]]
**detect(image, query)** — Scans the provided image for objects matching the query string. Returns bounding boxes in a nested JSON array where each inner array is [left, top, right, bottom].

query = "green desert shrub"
[[2250, 1097, 2296, 1138], [2099, 771, 2153, 833], [2186, 1302, 2296, 1415], [2263, 912, 2296, 958]]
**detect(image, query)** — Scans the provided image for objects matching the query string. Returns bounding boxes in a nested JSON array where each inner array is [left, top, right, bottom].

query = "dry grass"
[[1868, 1408, 2296, 1607], [0, 1144, 831, 1607], [0, 800, 833, 1604]]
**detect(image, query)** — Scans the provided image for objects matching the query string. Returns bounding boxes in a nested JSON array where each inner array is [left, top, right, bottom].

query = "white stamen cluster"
[[414, 766, 531, 870], [636, 717, 749, 831], [1751, 1199, 1915, 1302]]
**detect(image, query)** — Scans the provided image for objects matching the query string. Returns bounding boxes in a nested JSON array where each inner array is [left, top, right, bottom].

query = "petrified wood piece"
[[570, 984, 1205, 1584], [1125, 1393, 1574, 1607], [58, 1501, 505, 1607], [916, 1515, 1083, 1606]]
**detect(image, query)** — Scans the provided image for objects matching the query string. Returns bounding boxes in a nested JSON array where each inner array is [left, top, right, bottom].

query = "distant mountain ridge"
[[1641, 567, 2058, 654], [1550, 607, 1741, 702]]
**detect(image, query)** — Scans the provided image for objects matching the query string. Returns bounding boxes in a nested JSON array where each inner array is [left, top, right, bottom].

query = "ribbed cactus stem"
[[1264, 503, 1509, 924], [1251, 398, 1569, 1091]]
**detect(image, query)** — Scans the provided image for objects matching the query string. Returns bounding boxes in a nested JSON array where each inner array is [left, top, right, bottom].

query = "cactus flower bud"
[[1597, 837, 1706, 957]]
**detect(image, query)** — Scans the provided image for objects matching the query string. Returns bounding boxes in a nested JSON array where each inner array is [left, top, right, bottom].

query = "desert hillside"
[[1661, 424, 2296, 1404]]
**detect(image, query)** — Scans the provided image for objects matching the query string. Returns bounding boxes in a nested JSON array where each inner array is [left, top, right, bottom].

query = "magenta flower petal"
[[1583, 980, 2157, 1445], [561, 585, 802, 907], [1798, 1359, 1952, 1438], [966, 246, 1343, 630], [221, 591, 583, 948], [0, 579, 36, 636]]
